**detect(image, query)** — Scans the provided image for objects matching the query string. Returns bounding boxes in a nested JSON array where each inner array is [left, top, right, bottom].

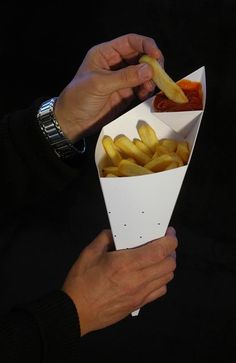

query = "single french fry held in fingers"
[[139, 54, 188, 104]]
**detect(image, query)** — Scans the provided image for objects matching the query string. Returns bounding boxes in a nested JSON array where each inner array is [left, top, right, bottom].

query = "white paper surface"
[[95, 66, 206, 316]]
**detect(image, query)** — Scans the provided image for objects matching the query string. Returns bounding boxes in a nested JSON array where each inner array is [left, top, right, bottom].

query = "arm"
[[0, 227, 177, 361], [0, 291, 80, 363], [0, 33, 163, 217], [0, 100, 81, 217]]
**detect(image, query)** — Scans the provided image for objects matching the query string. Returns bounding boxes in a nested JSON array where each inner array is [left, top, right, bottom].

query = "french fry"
[[126, 158, 137, 163], [159, 138, 177, 152], [105, 173, 118, 177], [152, 144, 170, 158], [114, 135, 151, 165], [176, 141, 190, 164], [102, 136, 123, 166], [169, 152, 184, 167], [102, 166, 121, 177], [165, 161, 179, 170], [133, 138, 153, 157], [139, 55, 188, 104], [145, 154, 174, 172], [101, 122, 190, 177], [118, 159, 153, 177], [137, 122, 159, 153]]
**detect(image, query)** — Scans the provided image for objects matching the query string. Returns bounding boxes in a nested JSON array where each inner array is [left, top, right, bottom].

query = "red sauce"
[[153, 79, 203, 112]]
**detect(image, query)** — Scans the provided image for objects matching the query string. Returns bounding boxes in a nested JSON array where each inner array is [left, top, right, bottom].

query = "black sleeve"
[[0, 99, 83, 218], [0, 290, 81, 363]]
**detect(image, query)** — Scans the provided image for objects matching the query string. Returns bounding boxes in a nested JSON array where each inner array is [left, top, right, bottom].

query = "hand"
[[62, 227, 177, 336], [54, 33, 164, 142]]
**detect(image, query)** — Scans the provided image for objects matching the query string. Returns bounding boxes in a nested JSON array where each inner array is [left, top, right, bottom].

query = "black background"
[[0, 1, 236, 362]]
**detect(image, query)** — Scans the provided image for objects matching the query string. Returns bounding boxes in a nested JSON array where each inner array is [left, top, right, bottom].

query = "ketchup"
[[153, 79, 203, 112]]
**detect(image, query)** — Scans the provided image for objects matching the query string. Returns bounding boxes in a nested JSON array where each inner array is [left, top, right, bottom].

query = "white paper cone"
[[95, 66, 206, 317]]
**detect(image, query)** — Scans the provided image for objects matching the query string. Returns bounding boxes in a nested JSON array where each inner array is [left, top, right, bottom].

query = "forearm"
[[0, 99, 82, 218], [0, 290, 81, 363]]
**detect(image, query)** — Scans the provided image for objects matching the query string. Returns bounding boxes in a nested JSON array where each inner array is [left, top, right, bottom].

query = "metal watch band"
[[37, 97, 85, 160]]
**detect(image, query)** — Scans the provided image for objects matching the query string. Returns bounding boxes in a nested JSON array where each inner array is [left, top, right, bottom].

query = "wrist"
[[37, 97, 86, 160]]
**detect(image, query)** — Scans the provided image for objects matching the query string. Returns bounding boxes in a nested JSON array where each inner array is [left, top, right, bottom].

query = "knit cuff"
[[16, 290, 81, 363]]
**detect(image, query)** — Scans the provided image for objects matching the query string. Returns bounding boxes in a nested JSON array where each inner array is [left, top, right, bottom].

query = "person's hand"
[[54, 33, 164, 142], [62, 227, 177, 336]]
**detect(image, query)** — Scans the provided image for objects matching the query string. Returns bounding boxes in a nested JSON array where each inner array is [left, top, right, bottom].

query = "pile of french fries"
[[102, 122, 190, 177]]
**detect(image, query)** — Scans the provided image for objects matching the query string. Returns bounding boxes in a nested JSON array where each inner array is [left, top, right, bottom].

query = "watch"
[[37, 97, 85, 160]]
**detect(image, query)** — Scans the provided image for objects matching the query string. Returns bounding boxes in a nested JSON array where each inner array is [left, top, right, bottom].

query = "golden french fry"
[[176, 141, 190, 164], [102, 136, 123, 166], [133, 138, 153, 157], [102, 166, 121, 177], [165, 161, 179, 170], [114, 135, 151, 165], [139, 55, 188, 104], [152, 144, 170, 158], [126, 157, 137, 163], [145, 154, 174, 172], [169, 152, 184, 167], [159, 138, 177, 152], [137, 122, 159, 152], [118, 159, 153, 177], [105, 173, 118, 177]]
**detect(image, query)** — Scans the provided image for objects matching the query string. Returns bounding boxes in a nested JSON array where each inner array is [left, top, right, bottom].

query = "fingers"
[[127, 272, 173, 311], [139, 255, 176, 284], [128, 233, 178, 270], [166, 226, 176, 236], [141, 285, 168, 306], [134, 80, 156, 101], [109, 33, 164, 65], [104, 63, 153, 93]]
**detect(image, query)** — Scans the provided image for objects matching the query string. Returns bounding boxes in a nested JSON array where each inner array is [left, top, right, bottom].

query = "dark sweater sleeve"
[[0, 99, 83, 217], [0, 290, 81, 363]]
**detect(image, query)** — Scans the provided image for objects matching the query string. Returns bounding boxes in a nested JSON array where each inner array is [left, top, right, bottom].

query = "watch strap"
[[37, 97, 85, 160]]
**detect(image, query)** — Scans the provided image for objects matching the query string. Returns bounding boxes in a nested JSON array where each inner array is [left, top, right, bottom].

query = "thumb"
[[105, 63, 153, 93]]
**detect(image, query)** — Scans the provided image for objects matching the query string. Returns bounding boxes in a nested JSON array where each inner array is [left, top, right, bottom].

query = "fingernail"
[[138, 63, 152, 81], [166, 226, 176, 236]]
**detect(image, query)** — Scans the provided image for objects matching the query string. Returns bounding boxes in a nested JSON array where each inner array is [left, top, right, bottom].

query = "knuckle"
[[156, 243, 166, 260], [171, 257, 177, 271], [128, 295, 143, 311], [166, 256, 176, 271], [87, 44, 100, 58], [172, 235, 178, 249], [166, 272, 174, 282], [120, 68, 131, 84], [81, 245, 93, 259], [160, 285, 167, 296]]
